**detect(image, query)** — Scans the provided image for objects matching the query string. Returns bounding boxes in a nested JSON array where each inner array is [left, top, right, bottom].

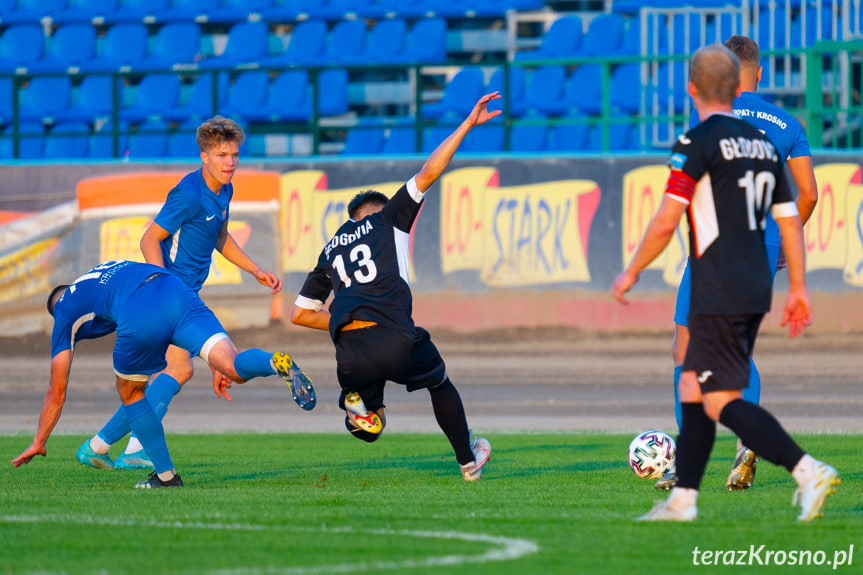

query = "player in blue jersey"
[[11, 260, 313, 488], [291, 93, 500, 481], [658, 36, 819, 492], [76, 117, 284, 471]]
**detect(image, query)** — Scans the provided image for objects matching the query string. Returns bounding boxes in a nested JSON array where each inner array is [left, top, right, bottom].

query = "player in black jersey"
[[613, 45, 839, 521], [291, 93, 500, 481]]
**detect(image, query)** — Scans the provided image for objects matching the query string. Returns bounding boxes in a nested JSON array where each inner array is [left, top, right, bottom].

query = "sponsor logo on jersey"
[[697, 370, 714, 384], [677, 134, 692, 145], [206, 214, 216, 221], [669, 153, 687, 171], [718, 137, 778, 163], [734, 107, 788, 130]]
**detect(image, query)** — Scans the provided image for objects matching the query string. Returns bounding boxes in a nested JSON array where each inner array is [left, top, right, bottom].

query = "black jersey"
[[665, 113, 797, 315], [296, 177, 424, 341]]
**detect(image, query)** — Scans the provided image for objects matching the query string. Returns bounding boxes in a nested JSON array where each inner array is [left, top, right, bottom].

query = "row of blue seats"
[[516, 7, 839, 63], [0, 0, 543, 25], [0, 114, 650, 159], [0, 69, 350, 126], [0, 18, 447, 75]]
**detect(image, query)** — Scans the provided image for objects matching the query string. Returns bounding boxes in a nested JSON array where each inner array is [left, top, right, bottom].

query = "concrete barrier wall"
[[2, 153, 862, 335]]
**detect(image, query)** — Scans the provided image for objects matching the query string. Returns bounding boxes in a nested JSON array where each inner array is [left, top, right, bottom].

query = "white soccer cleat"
[[634, 500, 697, 522], [460, 436, 491, 481], [793, 461, 840, 521]]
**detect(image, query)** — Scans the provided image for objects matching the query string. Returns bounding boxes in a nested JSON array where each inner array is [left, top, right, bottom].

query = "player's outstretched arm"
[[775, 214, 812, 338], [217, 226, 283, 294], [140, 222, 171, 267], [11, 351, 73, 467], [787, 156, 818, 226], [414, 92, 502, 192], [613, 196, 686, 305]]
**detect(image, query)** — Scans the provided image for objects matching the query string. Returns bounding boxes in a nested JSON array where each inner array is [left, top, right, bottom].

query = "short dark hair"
[[690, 44, 740, 105], [348, 190, 389, 220], [196, 115, 246, 153], [46, 284, 69, 317], [724, 35, 760, 66]]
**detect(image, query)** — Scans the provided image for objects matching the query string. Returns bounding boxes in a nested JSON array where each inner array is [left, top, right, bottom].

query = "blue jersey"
[[50, 261, 168, 357], [153, 169, 232, 292], [675, 92, 811, 326]]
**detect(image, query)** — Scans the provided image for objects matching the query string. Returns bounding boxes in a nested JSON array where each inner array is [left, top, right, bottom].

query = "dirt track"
[[1, 326, 861, 436]]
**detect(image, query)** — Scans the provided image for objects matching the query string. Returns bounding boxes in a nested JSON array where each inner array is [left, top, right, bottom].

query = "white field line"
[[0, 515, 539, 574]]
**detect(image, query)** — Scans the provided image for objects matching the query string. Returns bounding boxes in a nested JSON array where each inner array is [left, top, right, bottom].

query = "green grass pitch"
[[1, 432, 860, 574]]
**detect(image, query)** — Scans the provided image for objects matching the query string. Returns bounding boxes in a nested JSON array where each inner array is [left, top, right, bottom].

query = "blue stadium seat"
[[199, 20, 269, 70], [318, 68, 349, 117], [0, 77, 11, 125], [87, 120, 129, 158], [514, 15, 583, 61], [341, 119, 385, 155], [757, 8, 788, 49], [52, 0, 120, 24], [261, 0, 325, 23], [568, 65, 604, 115], [486, 66, 527, 118], [166, 120, 202, 157], [219, 71, 270, 121], [260, 19, 327, 67], [422, 113, 460, 153], [156, 0, 213, 23], [55, 75, 119, 122], [473, 0, 544, 18], [44, 120, 90, 158], [103, 0, 170, 24], [671, 12, 704, 55], [620, 15, 669, 56], [19, 76, 71, 122], [358, 18, 407, 64], [422, 67, 485, 119], [462, 118, 504, 153], [306, 19, 366, 66], [0, 0, 66, 25], [791, 7, 836, 48], [650, 62, 687, 113], [610, 63, 641, 114], [587, 121, 633, 151], [583, 13, 625, 57], [28, 24, 96, 73], [207, 0, 274, 24], [400, 18, 446, 63], [119, 74, 180, 123], [162, 72, 229, 123], [0, 121, 44, 159], [524, 65, 567, 117], [243, 70, 308, 122], [135, 22, 200, 71], [0, 0, 15, 17], [0, 24, 44, 73], [510, 111, 548, 152], [81, 22, 148, 72], [382, 126, 417, 154], [704, 13, 742, 45], [128, 120, 169, 157], [318, 0, 371, 20], [547, 111, 590, 152]]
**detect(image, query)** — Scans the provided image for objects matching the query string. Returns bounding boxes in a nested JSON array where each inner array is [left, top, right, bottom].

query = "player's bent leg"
[[270, 351, 316, 410], [344, 392, 383, 434]]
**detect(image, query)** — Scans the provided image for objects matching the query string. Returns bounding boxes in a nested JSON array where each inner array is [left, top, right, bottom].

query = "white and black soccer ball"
[[627, 430, 676, 479]]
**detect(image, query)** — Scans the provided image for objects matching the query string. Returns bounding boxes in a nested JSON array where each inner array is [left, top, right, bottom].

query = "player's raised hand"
[[612, 269, 638, 305], [11, 443, 46, 468], [254, 269, 283, 295], [466, 92, 502, 127], [781, 290, 812, 338]]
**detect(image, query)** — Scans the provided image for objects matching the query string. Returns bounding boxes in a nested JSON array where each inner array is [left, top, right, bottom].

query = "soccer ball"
[[627, 430, 676, 479]]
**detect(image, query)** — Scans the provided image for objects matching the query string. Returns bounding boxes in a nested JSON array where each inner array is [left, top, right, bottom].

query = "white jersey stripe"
[[690, 174, 719, 257], [169, 228, 181, 263], [394, 228, 411, 286], [772, 201, 799, 219], [69, 312, 95, 351]]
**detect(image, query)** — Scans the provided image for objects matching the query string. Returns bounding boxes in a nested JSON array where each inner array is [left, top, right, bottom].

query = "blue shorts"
[[674, 217, 781, 327], [112, 273, 225, 379]]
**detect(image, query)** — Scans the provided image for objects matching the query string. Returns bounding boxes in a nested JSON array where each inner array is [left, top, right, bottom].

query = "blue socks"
[[124, 398, 173, 473], [97, 374, 181, 446], [673, 358, 762, 431], [234, 348, 277, 380]]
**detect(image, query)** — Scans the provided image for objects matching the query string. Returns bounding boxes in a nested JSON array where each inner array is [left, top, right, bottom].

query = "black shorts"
[[683, 313, 763, 393], [335, 325, 447, 412]]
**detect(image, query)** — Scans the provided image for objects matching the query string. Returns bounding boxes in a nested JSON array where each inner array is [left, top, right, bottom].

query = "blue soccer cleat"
[[75, 439, 114, 470], [272, 352, 316, 410], [114, 449, 154, 470]]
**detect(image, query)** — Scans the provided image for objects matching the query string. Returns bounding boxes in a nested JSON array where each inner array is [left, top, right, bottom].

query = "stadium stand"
[[52, 0, 120, 25], [43, 120, 90, 158], [423, 67, 485, 119], [524, 65, 568, 116], [54, 75, 118, 122], [305, 19, 367, 66], [135, 22, 201, 71], [119, 74, 181, 123], [19, 76, 71, 122], [162, 72, 230, 123], [103, 0, 171, 24], [514, 14, 583, 60], [259, 19, 328, 67], [0, 0, 66, 25], [198, 20, 269, 70], [486, 65, 528, 117], [87, 120, 129, 158], [81, 22, 149, 73], [27, 23, 97, 74], [0, 24, 43, 73], [207, 0, 274, 24], [0, 121, 43, 159], [128, 119, 170, 158]]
